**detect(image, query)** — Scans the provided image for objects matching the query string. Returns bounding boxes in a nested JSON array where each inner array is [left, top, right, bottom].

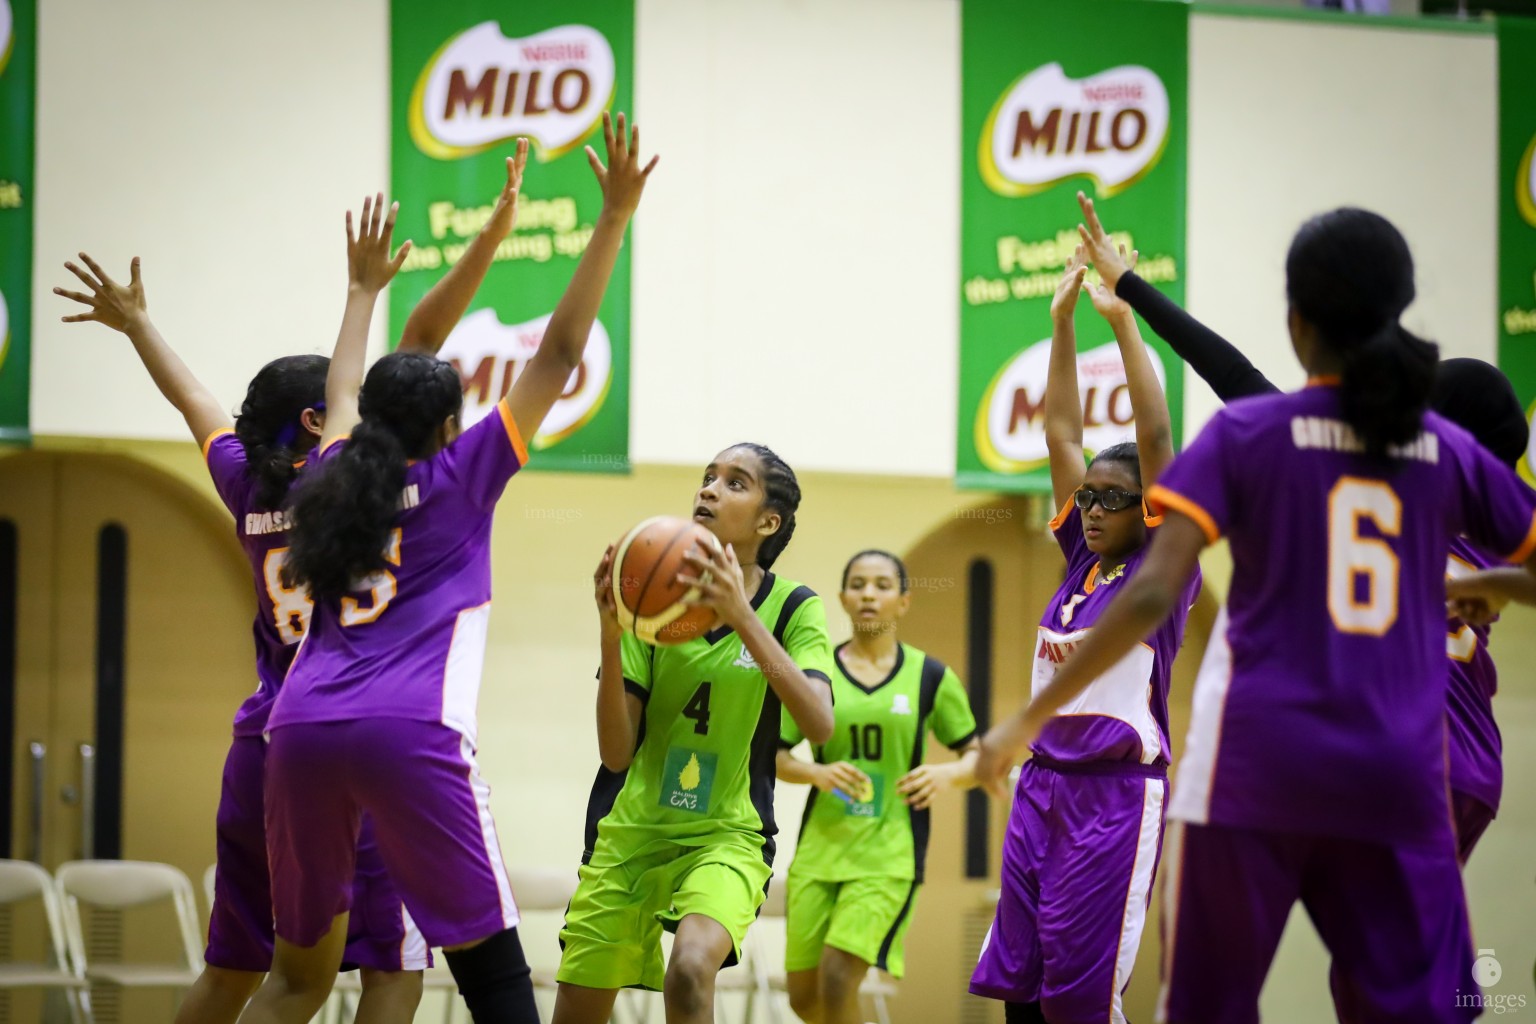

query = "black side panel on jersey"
[[748, 584, 816, 866], [906, 654, 947, 883], [581, 663, 653, 862]]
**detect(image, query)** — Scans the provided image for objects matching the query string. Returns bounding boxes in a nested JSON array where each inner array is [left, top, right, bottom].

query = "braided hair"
[[233, 355, 329, 509], [729, 443, 801, 570]]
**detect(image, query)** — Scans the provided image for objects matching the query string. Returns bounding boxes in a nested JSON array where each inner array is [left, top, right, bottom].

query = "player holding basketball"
[[53, 148, 532, 1024], [1078, 188, 1530, 866], [234, 114, 653, 1024], [556, 443, 836, 1024], [982, 205, 1536, 1023], [968, 239, 1200, 1024], [777, 548, 980, 1024]]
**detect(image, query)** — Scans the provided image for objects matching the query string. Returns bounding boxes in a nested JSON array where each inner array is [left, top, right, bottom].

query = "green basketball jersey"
[[582, 572, 835, 868], [782, 642, 977, 883]]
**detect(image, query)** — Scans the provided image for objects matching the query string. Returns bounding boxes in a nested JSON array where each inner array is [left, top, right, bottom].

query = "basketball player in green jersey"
[[778, 549, 981, 1024], [554, 443, 836, 1024]]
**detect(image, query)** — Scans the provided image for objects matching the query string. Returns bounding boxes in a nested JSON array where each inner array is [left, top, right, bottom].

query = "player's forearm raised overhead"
[[56, 254, 231, 448], [399, 141, 529, 357], [506, 112, 657, 444]]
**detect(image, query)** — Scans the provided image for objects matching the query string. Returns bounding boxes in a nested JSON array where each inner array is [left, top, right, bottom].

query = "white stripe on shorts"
[[458, 733, 520, 932], [399, 902, 430, 970], [1110, 777, 1166, 1024], [1169, 606, 1234, 824]]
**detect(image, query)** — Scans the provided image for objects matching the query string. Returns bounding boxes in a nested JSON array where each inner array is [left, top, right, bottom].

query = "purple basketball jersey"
[[269, 400, 528, 743], [1152, 384, 1536, 848], [1445, 537, 1502, 813], [203, 430, 311, 736], [1031, 504, 1202, 765]]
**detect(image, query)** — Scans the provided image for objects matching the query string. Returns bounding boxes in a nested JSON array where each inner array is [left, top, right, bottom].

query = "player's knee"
[[819, 955, 862, 1005], [360, 967, 424, 1008], [663, 945, 717, 1015], [787, 981, 821, 1021], [201, 965, 263, 1001]]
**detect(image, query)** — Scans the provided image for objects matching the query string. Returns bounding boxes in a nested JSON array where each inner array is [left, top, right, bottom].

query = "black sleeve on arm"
[[1115, 271, 1280, 403]]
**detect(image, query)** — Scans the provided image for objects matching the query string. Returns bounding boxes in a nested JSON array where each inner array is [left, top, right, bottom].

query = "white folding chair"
[[505, 866, 580, 1018], [54, 860, 203, 1003], [0, 860, 88, 1023], [201, 864, 216, 923]]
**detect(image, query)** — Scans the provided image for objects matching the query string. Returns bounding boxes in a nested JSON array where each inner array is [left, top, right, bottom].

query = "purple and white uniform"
[[1149, 384, 1536, 1024], [970, 501, 1201, 1023], [264, 399, 528, 950], [1445, 539, 1502, 863], [201, 430, 426, 972]]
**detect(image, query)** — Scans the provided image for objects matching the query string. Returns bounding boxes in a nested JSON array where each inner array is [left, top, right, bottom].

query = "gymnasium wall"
[[22, 1, 1534, 1020], [31, 0, 1498, 473]]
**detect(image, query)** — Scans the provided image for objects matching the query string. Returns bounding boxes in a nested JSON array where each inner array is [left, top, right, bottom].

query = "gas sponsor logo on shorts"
[[1456, 949, 1528, 1015], [979, 62, 1169, 198], [440, 308, 612, 450], [660, 746, 717, 815], [975, 338, 1167, 474], [409, 22, 615, 161]]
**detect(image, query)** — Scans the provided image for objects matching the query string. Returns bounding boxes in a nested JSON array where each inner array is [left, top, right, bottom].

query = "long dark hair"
[[1286, 209, 1438, 459], [234, 355, 329, 509], [730, 443, 801, 571], [1432, 358, 1528, 469], [282, 353, 463, 602]]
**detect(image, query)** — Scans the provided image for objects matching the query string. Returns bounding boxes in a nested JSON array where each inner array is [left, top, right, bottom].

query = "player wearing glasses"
[[969, 237, 1201, 1024]]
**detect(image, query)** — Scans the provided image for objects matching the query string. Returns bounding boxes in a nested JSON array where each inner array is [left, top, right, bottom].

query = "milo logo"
[[980, 63, 1169, 198], [438, 308, 612, 450], [0, 286, 9, 374], [975, 337, 1168, 474], [1518, 130, 1536, 229], [409, 22, 615, 161]]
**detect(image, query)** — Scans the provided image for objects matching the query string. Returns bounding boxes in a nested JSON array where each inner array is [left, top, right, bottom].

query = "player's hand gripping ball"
[[611, 516, 722, 645]]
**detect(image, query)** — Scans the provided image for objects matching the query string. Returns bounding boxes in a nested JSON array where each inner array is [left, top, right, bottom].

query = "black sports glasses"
[[1073, 488, 1141, 513]]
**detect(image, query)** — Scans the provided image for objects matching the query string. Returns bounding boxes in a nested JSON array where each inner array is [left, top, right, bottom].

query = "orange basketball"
[[611, 516, 722, 645]]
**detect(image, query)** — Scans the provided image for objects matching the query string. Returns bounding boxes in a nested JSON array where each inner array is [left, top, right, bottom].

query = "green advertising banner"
[[958, 0, 1187, 492], [1499, 17, 1536, 485], [0, 0, 34, 442], [391, 0, 633, 472]]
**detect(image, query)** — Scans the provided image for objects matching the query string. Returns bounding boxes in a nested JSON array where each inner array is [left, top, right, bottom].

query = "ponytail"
[[281, 352, 463, 602], [730, 442, 801, 570], [1286, 208, 1438, 460], [234, 354, 329, 509], [1339, 323, 1438, 459], [282, 420, 408, 602]]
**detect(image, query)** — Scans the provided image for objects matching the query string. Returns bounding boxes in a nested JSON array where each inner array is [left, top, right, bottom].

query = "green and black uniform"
[[781, 641, 977, 977], [558, 572, 835, 991]]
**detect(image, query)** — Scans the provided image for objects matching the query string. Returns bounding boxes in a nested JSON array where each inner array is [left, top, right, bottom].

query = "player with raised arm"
[[969, 243, 1200, 1024]]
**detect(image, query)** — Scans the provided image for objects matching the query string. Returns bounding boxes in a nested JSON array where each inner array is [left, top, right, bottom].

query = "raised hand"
[[346, 193, 412, 294], [585, 111, 659, 217], [56, 254, 148, 333], [1051, 246, 1089, 323], [1084, 245, 1139, 321], [594, 544, 622, 630], [1076, 191, 1132, 291], [678, 542, 749, 631], [485, 139, 530, 240]]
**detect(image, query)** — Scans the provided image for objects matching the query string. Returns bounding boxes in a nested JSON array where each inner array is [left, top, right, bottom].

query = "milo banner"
[[391, 1, 633, 472], [1498, 17, 1536, 484], [0, 0, 34, 443], [958, 0, 1187, 492]]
